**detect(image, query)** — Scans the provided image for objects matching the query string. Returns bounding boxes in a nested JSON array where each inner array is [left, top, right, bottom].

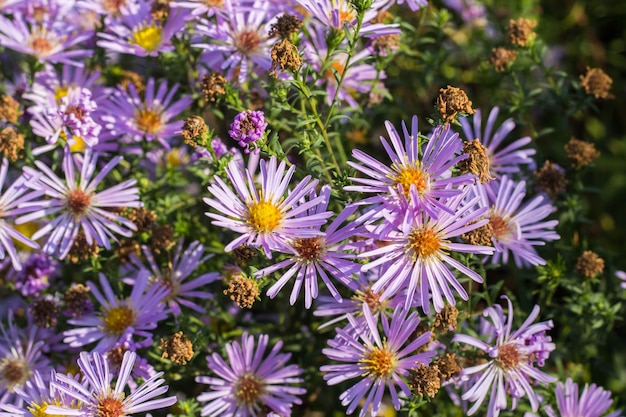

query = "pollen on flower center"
[[247, 200, 283, 233], [102, 305, 136, 335], [66, 189, 92, 215], [0, 357, 31, 390], [103, 0, 126, 15], [360, 346, 396, 379], [406, 228, 441, 260], [324, 61, 345, 80], [392, 163, 429, 198], [96, 395, 126, 417], [30, 36, 53, 55], [129, 23, 163, 52], [204, 0, 224, 7], [135, 108, 163, 134], [235, 30, 261, 53], [235, 374, 263, 405], [332, 1, 356, 23], [495, 343, 520, 370], [354, 288, 383, 313], [293, 237, 325, 262], [489, 213, 515, 241]]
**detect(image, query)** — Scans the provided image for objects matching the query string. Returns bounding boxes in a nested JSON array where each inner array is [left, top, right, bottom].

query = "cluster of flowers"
[[0, 0, 622, 416]]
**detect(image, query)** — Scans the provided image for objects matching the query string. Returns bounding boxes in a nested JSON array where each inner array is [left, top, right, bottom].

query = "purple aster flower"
[[616, 270, 626, 290], [295, 0, 399, 37], [204, 155, 333, 258], [389, 0, 428, 11], [472, 175, 560, 268], [452, 296, 556, 417], [62, 271, 169, 352], [229, 110, 268, 153], [124, 239, 220, 316], [0, 159, 42, 271], [97, 0, 190, 57], [100, 78, 193, 151], [196, 332, 306, 417], [459, 107, 536, 177], [358, 190, 494, 313], [540, 378, 623, 417], [254, 185, 365, 308], [0, 313, 53, 407], [29, 86, 102, 151], [321, 303, 435, 417], [47, 350, 177, 416], [171, 0, 226, 17], [0, 11, 93, 66], [345, 116, 475, 221], [7, 252, 58, 297], [17, 146, 142, 259], [193, 0, 274, 83], [304, 26, 386, 107]]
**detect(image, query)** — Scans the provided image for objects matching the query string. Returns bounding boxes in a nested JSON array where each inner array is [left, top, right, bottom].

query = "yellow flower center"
[[28, 401, 65, 417], [353, 288, 385, 313], [360, 345, 396, 379], [247, 200, 283, 233], [391, 163, 429, 198], [102, 305, 136, 335], [129, 23, 163, 53], [235, 374, 263, 405], [135, 108, 162, 134], [55, 86, 69, 103], [69, 135, 87, 153], [324, 60, 346, 80], [406, 228, 442, 260], [331, 0, 356, 24], [13, 221, 39, 252]]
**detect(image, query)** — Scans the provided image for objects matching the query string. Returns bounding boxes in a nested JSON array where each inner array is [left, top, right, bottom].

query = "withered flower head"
[[565, 137, 600, 169], [534, 160, 567, 198], [0, 95, 20, 124], [580, 67, 613, 99], [432, 305, 459, 333], [150, 0, 170, 21], [268, 14, 302, 39], [64, 283, 93, 318], [575, 250, 605, 278], [409, 363, 441, 398], [0, 126, 25, 162], [489, 47, 518, 72], [201, 72, 227, 103], [434, 353, 461, 380], [461, 220, 493, 247], [119, 70, 145, 94], [159, 331, 194, 365], [224, 275, 260, 309], [506, 18, 536, 46], [436, 85, 475, 124], [270, 38, 302, 78], [30, 297, 59, 328], [67, 231, 99, 264], [181, 115, 207, 147], [151, 224, 175, 254], [115, 239, 142, 264], [126, 207, 157, 233], [458, 139, 495, 184]]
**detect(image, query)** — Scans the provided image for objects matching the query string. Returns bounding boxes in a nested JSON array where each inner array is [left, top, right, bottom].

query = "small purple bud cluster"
[[228, 110, 267, 153], [55, 87, 101, 146]]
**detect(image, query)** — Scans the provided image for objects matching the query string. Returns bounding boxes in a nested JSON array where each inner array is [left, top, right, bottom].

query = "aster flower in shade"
[[229, 110, 268, 153], [195, 332, 306, 417], [47, 350, 177, 416], [124, 239, 220, 316], [0, 11, 93, 66], [304, 26, 386, 108], [321, 304, 435, 417], [204, 155, 332, 258], [537, 378, 622, 417], [101, 78, 192, 151], [0, 159, 43, 271], [62, 271, 169, 352], [17, 146, 142, 259], [452, 296, 556, 417], [171, 0, 226, 17], [616, 270, 626, 290], [0, 370, 74, 417], [472, 175, 559, 268], [97, 0, 190, 57], [193, 0, 274, 83], [345, 116, 474, 221], [359, 190, 494, 313], [459, 107, 536, 177], [254, 185, 365, 308], [7, 252, 58, 297], [0, 314, 52, 407]]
